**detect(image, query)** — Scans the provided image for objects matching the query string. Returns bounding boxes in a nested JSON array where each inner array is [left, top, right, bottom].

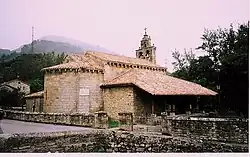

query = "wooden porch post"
[[196, 96, 200, 112], [151, 99, 155, 114], [164, 99, 167, 112], [172, 104, 175, 112]]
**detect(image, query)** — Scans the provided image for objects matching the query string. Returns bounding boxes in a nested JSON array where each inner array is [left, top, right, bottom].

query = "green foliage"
[[29, 79, 43, 93], [0, 51, 67, 107], [172, 22, 249, 117], [108, 118, 119, 128], [0, 52, 68, 92], [0, 89, 25, 108], [0, 49, 11, 57], [19, 40, 83, 54]]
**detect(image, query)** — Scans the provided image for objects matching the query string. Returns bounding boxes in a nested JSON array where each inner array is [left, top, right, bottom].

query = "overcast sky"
[[0, 0, 249, 71]]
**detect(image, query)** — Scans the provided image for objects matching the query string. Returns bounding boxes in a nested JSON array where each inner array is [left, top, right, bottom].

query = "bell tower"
[[136, 28, 156, 64]]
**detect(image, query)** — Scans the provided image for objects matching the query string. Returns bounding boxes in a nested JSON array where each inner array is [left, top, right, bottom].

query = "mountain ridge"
[[2, 35, 113, 56], [39, 35, 112, 53]]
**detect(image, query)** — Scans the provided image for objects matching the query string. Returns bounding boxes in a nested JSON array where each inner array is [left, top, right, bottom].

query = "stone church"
[[41, 30, 217, 120]]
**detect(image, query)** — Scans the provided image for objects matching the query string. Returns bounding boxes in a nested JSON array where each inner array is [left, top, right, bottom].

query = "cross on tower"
[[144, 28, 147, 35]]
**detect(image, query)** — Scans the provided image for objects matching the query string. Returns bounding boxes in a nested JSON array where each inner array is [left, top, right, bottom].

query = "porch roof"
[[25, 91, 44, 98], [101, 69, 217, 96]]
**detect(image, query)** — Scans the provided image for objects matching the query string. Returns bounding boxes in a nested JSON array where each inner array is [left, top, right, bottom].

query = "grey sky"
[[0, 0, 249, 71]]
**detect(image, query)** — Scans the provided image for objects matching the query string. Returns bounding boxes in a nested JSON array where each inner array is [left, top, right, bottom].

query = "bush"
[[108, 118, 119, 128]]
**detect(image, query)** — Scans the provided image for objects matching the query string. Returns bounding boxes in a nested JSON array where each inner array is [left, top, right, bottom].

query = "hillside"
[[1, 35, 113, 62], [40, 35, 111, 53], [0, 49, 11, 57], [12, 35, 112, 55], [18, 40, 83, 54]]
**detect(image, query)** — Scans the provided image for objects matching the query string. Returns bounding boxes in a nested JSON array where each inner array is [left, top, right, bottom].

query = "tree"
[[198, 23, 248, 116], [0, 52, 68, 91], [0, 89, 25, 109], [172, 22, 249, 117], [172, 49, 196, 81], [0, 52, 68, 108], [30, 78, 43, 93]]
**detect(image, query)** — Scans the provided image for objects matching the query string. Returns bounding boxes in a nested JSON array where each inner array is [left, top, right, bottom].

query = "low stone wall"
[[121, 114, 249, 144], [3, 110, 97, 127], [0, 130, 248, 153], [169, 117, 249, 144], [2, 110, 249, 147], [135, 115, 162, 125], [94, 111, 108, 129], [118, 112, 133, 131]]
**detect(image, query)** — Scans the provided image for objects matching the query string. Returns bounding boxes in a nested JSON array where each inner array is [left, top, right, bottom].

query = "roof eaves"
[[25, 91, 44, 98], [107, 60, 166, 69], [86, 51, 167, 69], [41, 63, 104, 72], [0, 84, 18, 90], [100, 83, 134, 88], [1, 79, 30, 86]]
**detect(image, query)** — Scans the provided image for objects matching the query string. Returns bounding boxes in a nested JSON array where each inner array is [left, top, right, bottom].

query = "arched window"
[[139, 52, 143, 57], [145, 50, 150, 58]]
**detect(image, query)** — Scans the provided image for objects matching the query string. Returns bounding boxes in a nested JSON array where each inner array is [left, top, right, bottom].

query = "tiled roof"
[[0, 84, 18, 90], [42, 51, 167, 71], [101, 69, 217, 96], [85, 51, 164, 68], [25, 91, 44, 98], [1, 79, 30, 86], [41, 55, 103, 71]]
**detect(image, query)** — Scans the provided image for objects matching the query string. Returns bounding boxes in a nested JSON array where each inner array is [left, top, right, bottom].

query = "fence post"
[[118, 112, 133, 131], [161, 112, 172, 136], [148, 114, 157, 125], [94, 111, 108, 129], [131, 113, 133, 131]]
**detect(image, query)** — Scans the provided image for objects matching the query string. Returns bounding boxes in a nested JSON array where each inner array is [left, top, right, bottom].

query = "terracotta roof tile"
[[101, 69, 217, 96], [85, 51, 165, 68], [25, 91, 44, 98], [41, 55, 103, 71], [42, 51, 168, 71], [1, 79, 29, 86]]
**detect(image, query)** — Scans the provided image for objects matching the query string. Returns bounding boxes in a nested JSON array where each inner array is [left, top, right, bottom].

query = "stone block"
[[118, 112, 133, 131], [39, 113, 45, 122], [94, 111, 108, 129], [170, 112, 175, 116]]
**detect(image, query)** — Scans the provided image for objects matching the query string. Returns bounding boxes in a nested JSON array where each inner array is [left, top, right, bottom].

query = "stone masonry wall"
[[44, 71, 103, 114], [0, 130, 248, 153], [133, 87, 152, 120], [169, 117, 249, 144], [103, 86, 134, 120], [25, 99, 33, 112], [103, 65, 128, 81], [103, 64, 166, 82], [44, 72, 78, 113], [3, 110, 95, 127], [78, 71, 104, 113], [25, 97, 43, 112]]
